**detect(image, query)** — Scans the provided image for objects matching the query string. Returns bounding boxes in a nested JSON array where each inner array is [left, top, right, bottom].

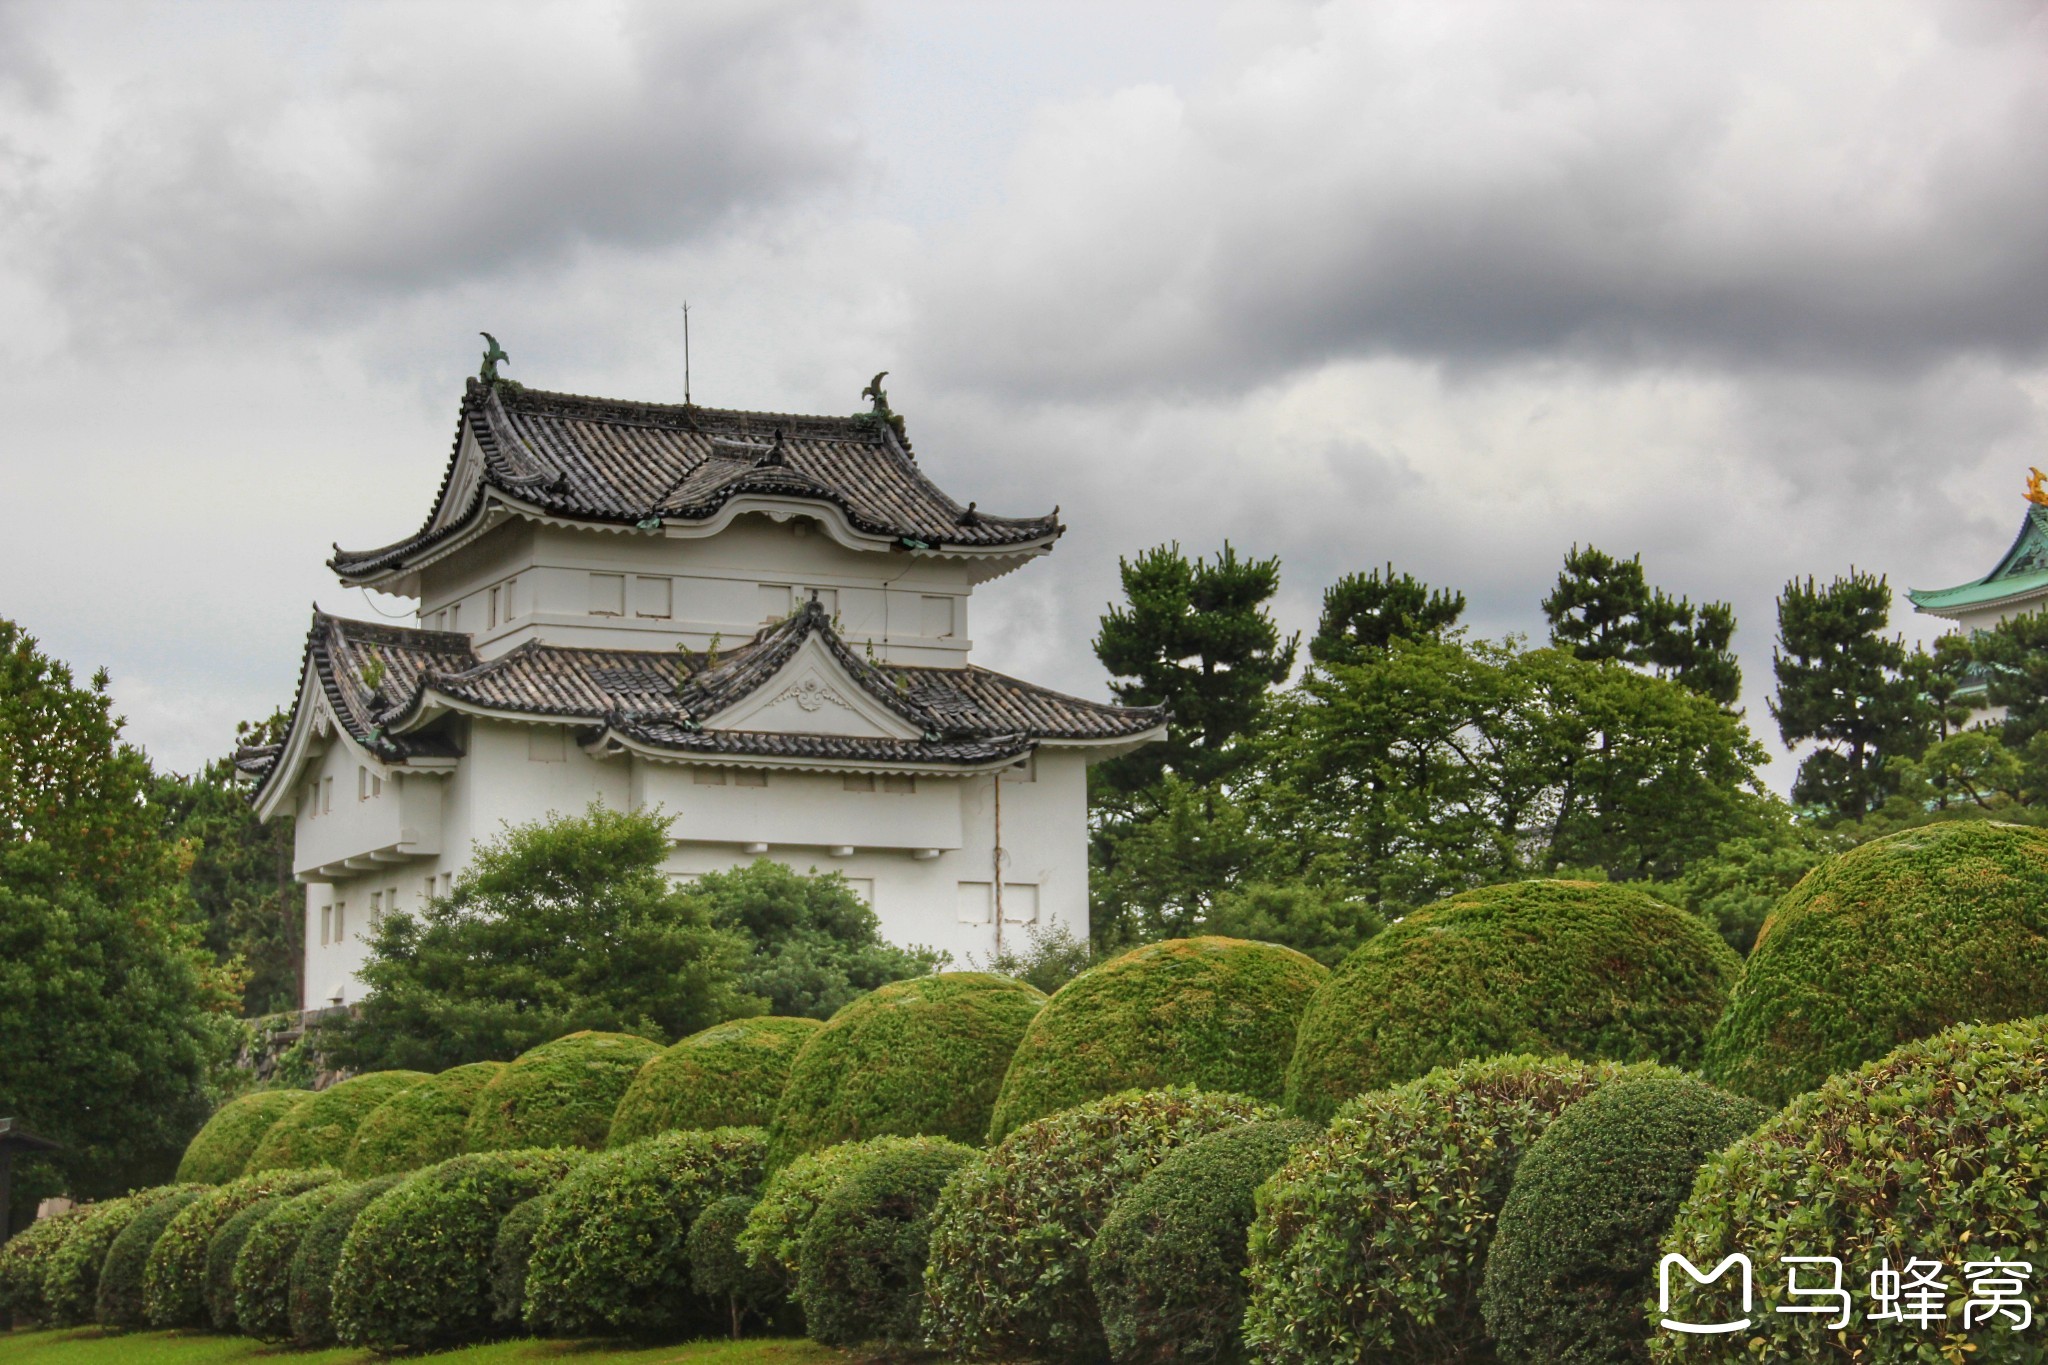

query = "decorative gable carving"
[[703, 635, 922, 740]]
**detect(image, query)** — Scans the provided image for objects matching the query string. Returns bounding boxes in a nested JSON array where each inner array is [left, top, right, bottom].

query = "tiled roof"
[[1909, 504, 2048, 617], [331, 379, 1061, 579], [245, 605, 1162, 795]]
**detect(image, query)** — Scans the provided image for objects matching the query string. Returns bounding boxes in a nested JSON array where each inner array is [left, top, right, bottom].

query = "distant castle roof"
[[330, 379, 1061, 585], [1909, 504, 2048, 619]]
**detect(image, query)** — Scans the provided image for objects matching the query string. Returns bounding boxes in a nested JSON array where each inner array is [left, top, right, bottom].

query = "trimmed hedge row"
[[202, 1198, 282, 1332], [988, 936, 1327, 1141], [245, 1071, 429, 1173], [287, 1173, 404, 1348], [1285, 880, 1738, 1122], [609, 1016, 822, 1147], [737, 1140, 880, 1285], [346, 1061, 504, 1177], [231, 1181, 357, 1343], [143, 1168, 338, 1329], [0, 1205, 91, 1325], [689, 1196, 790, 1338], [464, 1032, 661, 1154], [177, 1089, 313, 1183], [488, 1197, 551, 1332], [96, 1187, 208, 1328], [42, 1187, 198, 1327], [795, 1136, 976, 1348]]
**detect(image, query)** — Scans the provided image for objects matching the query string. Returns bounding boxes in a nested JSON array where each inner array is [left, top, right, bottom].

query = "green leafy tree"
[[1309, 565, 1464, 668], [1669, 823, 1837, 955], [1089, 776, 1276, 945], [1543, 544, 1741, 705], [319, 805, 759, 1072], [1971, 610, 2048, 747], [0, 619, 239, 1223], [1770, 570, 1928, 821], [151, 712, 300, 1015], [1093, 542, 1298, 792], [1907, 633, 1978, 743], [681, 860, 942, 1019]]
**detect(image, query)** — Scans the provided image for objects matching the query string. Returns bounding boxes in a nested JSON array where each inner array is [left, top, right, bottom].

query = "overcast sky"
[[4, 0, 2046, 787]]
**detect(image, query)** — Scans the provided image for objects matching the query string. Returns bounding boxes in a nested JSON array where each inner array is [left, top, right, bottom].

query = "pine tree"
[[1542, 544, 1742, 705], [1093, 542, 1298, 792], [1770, 570, 1927, 820], [1309, 564, 1465, 668]]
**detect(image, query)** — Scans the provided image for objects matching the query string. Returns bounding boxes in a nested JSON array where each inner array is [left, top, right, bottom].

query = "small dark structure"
[[0, 1119, 60, 1243]]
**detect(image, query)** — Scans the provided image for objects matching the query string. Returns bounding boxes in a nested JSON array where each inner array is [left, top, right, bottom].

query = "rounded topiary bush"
[[177, 1089, 314, 1184], [609, 1016, 823, 1147], [231, 1181, 357, 1343], [43, 1187, 198, 1327], [795, 1136, 976, 1348], [0, 1205, 91, 1325], [488, 1197, 551, 1331], [690, 1196, 791, 1338], [1480, 1071, 1770, 1365], [523, 1126, 766, 1337], [1089, 1118, 1317, 1364], [1244, 1054, 1626, 1364], [770, 972, 1045, 1165], [463, 1031, 662, 1154], [96, 1187, 209, 1328], [988, 937, 1327, 1142], [202, 1197, 282, 1331], [245, 1071, 430, 1173], [737, 1141, 878, 1286], [143, 1168, 337, 1329], [923, 1086, 1278, 1362], [1655, 1016, 2048, 1365], [345, 1061, 504, 1177], [285, 1173, 403, 1348], [330, 1149, 583, 1351], [1704, 821, 2048, 1106], [1286, 880, 1739, 1122]]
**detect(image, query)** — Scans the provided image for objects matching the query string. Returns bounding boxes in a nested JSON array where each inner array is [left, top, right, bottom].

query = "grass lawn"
[[0, 1329, 846, 1365]]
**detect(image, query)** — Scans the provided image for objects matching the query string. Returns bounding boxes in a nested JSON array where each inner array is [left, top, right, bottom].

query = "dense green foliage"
[[1543, 544, 1740, 705], [1480, 1072, 1770, 1365], [319, 805, 759, 1073], [283, 1173, 402, 1348], [344, 1062, 502, 1177], [175, 1090, 312, 1184], [199, 1198, 279, 1331], [923, 1087, 1277, 1361], [95, 1188, 207, 1328], [244, 1072, 428, 1173], [329, 1149, 582, 1351], [768, 973, 1044, 1165], [228, 1181, 354, 1342], [1772, 570, 1926, 820], [523, 1127, 766, 1338], [0, 1206, 90, 1325], [1705, 821, 2048, 1105], [609, 1017, 821, 1147], [1197, 881, 1384, 968], [686, 861, 943, 1020], [1311, 563, 1465, 667], [1243, 1055, 1623, 1364], [736, 1141, 884, 1284], [1285, 880, 1740, 1121], [488, 1198, 550, 1332], [1089, 1118, 1316, 1365], [464, 1032, 662, 1153], [0, 622, 239, 1220], [689, 1197, 789, 1339], [989, 937, 1326, 1140], [794, 1137, 974, 1348], [1668, 826, 1834, 955], [142, 1169, 335, 1329], [41, 1187, 197, 1327], [1656, 1018, 2048, 1364]]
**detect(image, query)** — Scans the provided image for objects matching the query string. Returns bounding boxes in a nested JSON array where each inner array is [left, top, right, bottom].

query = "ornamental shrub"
[[463, 1031, 662, 1153], [1655, 1017, 2048, 1365], [0, 1205, 91, 1324], [737, 1139, 894, 1287], [523, 1126, 766, 1337], [177, 1090, 314, 1183], [202, 1196, 281, 1331], [1285, 880, 1739, 1122], [796, 1136, 976, 1347], [1480, 1071, 1770, 1365], [488, 1197, 550, 1331], [923, 1087, 1277, 1362], [345, 1061, 504, 1176], [988, 937, 1327, 1142], [245, 1071, 430, 1173], [769, 972, 1045, 1165], [1703, 821, 2048, 1105], [690, 1196, 791, 1338], [609, 1016, 822, 1147], [1243, 1054, 1625, 1365], [1089, 1119, 1317, 1364], [330, 1149, 583, 1351], [231, 1181, 356, 1343], [285, 1173, 404, 1348], [95, 1187, 207, 1328], [143, 1168, 337, 1328], [42, 1186, 198, 1327]]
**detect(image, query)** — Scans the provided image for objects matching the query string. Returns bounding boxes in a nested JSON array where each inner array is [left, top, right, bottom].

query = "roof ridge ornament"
[[855, 370, 909, 446], [2027, 467, 2048, 507], [479, 332, 510, 384]]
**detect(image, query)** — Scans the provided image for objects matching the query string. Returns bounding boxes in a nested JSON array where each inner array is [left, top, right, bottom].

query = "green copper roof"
[[1909, 504, 2048, 616]]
